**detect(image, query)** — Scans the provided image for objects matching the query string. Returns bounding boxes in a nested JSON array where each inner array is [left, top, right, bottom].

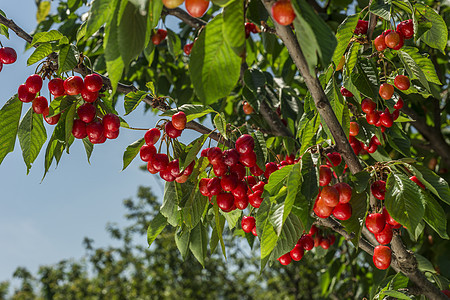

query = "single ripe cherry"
[[384, 31, 400, 48], [340, 86, 353, 97], [48, 78, 65, 97], [271, 0, 296, 26], [167, 159, 181, 177], [349, 122, 359, 136], [248, 190, 263, 208], [371, 180, 386, 200], [217, 192, 235, 211], [394, 75, 410, 90], [373, 245, 391, 270], [366, 110, 380, 125], [245, 22, 257, 38], [379, 112, 393, 128], [394, 98, 404, 110], [278, 253, 292, 265], [145, 128, 161, 146], [392, 32, 404, 50], [199, 178, 211, 197], [64, 76, 84, 95], [152, 153, 169, 171], [72, 119, 87, 139], [232, 181, 247, 199], [320, 186, 339, 207], [320, 237, 330, 249], [160, 168, 176, 182], [18, 84, 36, 103], [361, 98, 376, 114], [365, 213, 386, 234], [230, 163, 246, 181], [84, 73, 103, 92], [165, 121, 182, 139], [77, 103, 96, 123], [354, 19, 368, 35], [326, 152, 342, 167], [334, 182, 352, 204], [221, 173, 238, 192], [81, 87, 98, 103], [26, 74, 43, 94], [264, 162, 279, 179], [43, 107, 60, 125], [241, 216, 256, 233], [105, 129, 119, 139], [379, 83, 394, 100], [374, 35, 387, 51], [207, 177, 222, 196], [162, 0, 184, 9], [396, 19, 414, 39], [313, 197, 334, 219], [0, 47, 17, 64], [86, 119, 104, 142], [243, 101, 253, 114], [332, 203, 352, 220], [252, 226, 257, 236], [183, 43, 193, 55], [207, 147, 223, 165], [319, 165, 332, 186], [290, 244, 304, 261], [185, 0, 210, 18], [172, 111, 187, 130], [239, 151, 257, 168], [102, 113, 120, 132], [223, 149, 240, 166], [32, 96, 48, 114], [299, 235, 314, 250], [151, 29, 168, 45], [235, 134, 254, 154], [374, 223, 393, 245]]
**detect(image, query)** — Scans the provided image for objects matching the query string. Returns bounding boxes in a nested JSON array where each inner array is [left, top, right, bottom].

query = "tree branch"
[[163, 7, 206, 28]]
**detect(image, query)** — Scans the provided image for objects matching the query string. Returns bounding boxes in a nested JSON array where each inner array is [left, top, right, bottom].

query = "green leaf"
[[36, 1, 51, 22], [400, 47, 441, 85], [300, 152, 319, 202], [167, 29, 182, 59], [213, 113, 227, 140], [422, 191, 449, 239], [398, 50, 431, 92], [256, 200, 277, 269], [350, 171, 371, 193], [31, 30, 63, 46], [183, 135, 207, 169], [299, 114, 320, 154], [182, 185, 207, 229], [189, 221, 207, 267], [413, 6, 432, 40], [189, 15, 241, 105], [124, 91, 148, 115], [414, 3, 448, 52], [385, 124, 411, 157], [0, 10, 9, 38], [211, 202, 226, 257], [18, 107, 47, 173], [161, 181, 181, 227], [252, 131, 267, 171], [283, 163, 301, 226], [146, 0, 163, 46], [64, 104, 76, 146], [385, 172, 425, 233], [122, 137, 145, 171], [221, 209, 241, 230], [332, 13, 359, 66], [211, 0, 233, 7], [47, 95, 77, 117], [58, 44, 78, 75], [379, 290, 411, 300], [244, 68, 266, 93], [85, 0, 117, 39], [341, 192, 369, 247], [264, 164, 294, 195], [415, 253, 437, 274], [104, 6, 124, 94], [82, 137, 93, 163], [292, 0, 337, 71], [352, 59, 379, 99], [27, 43, 53, 66], [223, 0, 245, 55], [269, 213, 303, 261], [160, 104, 215, 122], [0, 95, 23, 164], [147, 212, 167, 246], [175, 226, 190, 259], [370, 0, 391, 21], [410, 164, 450, 206]]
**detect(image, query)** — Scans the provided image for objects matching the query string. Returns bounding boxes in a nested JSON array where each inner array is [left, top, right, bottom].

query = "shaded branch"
[[163, 7, 206, 28]]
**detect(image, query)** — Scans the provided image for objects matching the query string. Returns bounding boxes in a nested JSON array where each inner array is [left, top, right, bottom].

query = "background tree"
[[0, 0, 449, 298]]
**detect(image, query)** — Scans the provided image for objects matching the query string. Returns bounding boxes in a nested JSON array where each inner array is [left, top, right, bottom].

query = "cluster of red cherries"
[[278, 225, 336, 265], [0, 45, 17, 71], [374, 19, 413, 52], [199, 134, 299, 213], [139, 111, 195, 182]]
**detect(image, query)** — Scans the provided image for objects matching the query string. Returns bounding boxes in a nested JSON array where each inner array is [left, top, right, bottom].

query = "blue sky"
[[0, 0, 202, 283]]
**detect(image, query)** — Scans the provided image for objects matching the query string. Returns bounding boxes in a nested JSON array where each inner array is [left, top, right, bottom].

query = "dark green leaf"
[[175, 226, 190, 259], [122, 137, 145, 171], [350, 171, 371, 193], [147, 212, 167, 246], [252, 131, 267, 171], [161, 181, 181, 226], [386, 124, 411, 157], [82, 137, 93, 163], [422, 191, 449, 239], [58, 44, 78, 75], [400, 47, 441, 85], [189, 221, 207, 267], [183, 134, 207, 169], [223, 0, 245, 55], [244, 68, 266, 92], [0, 95, 22, 164], [284, 163, 301, 225], [352, 59, 379, 99], [104, 6, 124, 94], [47, 95, 77, 117], [370, 0, 391, 20], [332, 13, 359, 66], [410, 164, 450, 206], [167, 29, 182, 59], [398, 50, 431, 92], [341, 192, 369, 247], [300, 152, 319, 202], [124, 90, 148, 115]]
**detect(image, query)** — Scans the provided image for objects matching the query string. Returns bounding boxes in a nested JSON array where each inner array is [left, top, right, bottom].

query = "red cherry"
[[319, 165, 332, 186], [144, 128, 161, 146], [151, 153, 169, 172], [199, 178, 211, 197], [371, 135, 381, 146], [349, 122, 359, 136], [248, 190, 263, 208], [379, 83, 394, 100], [64, 76, 84, 95], [396, 19, 414, 39], [361, 98, 376, 114], [182, 160, 195, 177], [165, 121, 182, 139], [72, 119, 87, 139], [299, 235, 314, 250], [290, 244, 304, 261], [374, 35, 387, 51], [375, 223, 393, 245], [48, 78, 65, 97], [239, 151, 257, 168], [250, 165, 264, 176], [334, 182, 352, 204], [147, 160, 159, 174], [43, 107, 60, 125], [0, 47, 17, 64], [313, 234, 322, 247], [392, 32, 404, 50], [212, 161, 227, 178], [320, 237, 330, 249], [26, 74, 43, 94], [18, 84, 36, 103], [172, 111, 187, 130], [332, 202, 352, 220], [354, 19, 368, 35], [152, 29, 168, 45], [223, 149, 240, 166], [102, 113, 120, 132], [320, 186, 339, 207], [264, 162, 279, 179], [278, 253, 292, 265], [81, 87, 98, 103], [245, 23, 258, 38], [207, 177, 222, 196], [246, 175, 257, 187], [365, 213, 386, 234], [340, 86, 354, 97], [326, 152, 342, 167], [77, 103, 96, 123], [382, 207, 401, 228], [251, 226, 257, 236], [230, 163, 246, 181], [241, 216, 256, 233], [165, 159, 180, 178], [313, 196, 334, 218], [86, 119, 104, 142], [217, 192, 235, 211], [160, 168, 176, 182], [176, 174, 189, 184], [185, 0, 209, 18], [366, 110, 380, 125], [104, 129, 119, 139], [235, 134, 254, 154], [271, 0, 296, 26], [384, 31, 400, 48], [373, 245, 391, 270], [394, 75, 410, 90], [394, 98, 404, 110], [252, 181, 265, 192], [234, 195, 249, 210], [0, 61, 2, 71], [221, 173, 238, 191], [242, 101, 254, 114], [232, 181, 248, 199], [84, 73, 103, 92], [184, 43, 193, 56], [379, 112, 393, 128], [371, 180, 386, 200], [410, 175, 425, 189], [441, 290, 450, 297], [32, 96, 48, 114], [207, 147, 223, 165], [367, 141, 378, 153]]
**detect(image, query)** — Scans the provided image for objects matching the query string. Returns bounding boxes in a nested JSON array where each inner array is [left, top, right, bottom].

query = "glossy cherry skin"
[[86, 120, 105, 143], [264, 162, 279, 179], [278, 253, 292, 265], [334, 182, 352, 204], [241, 216, 256, 233], [232, 181, 248, 199], [234, 195, 249, 210], [340, 86, 353, 97], [183, 43, 193, 55], [105, 129, 119, 139], [18, 84, 36, 103], [152, 29, 168, 45], [207, 147, 222, 165], [361, 98, 376, 114], [165, 121, 182, 139], [221, 173, 238, 191], [32, 96, 48, 114], [397, 19, 414, 39], [371, 180, 386, 200], [102, 113, 120, 132], [217, 192, 235, 211], [239, 151, 257, 168], [145, 128, 161, 146], [375, 223, 393, 245], [230, 163, 246, 181], [354, 19, 368, 35], [152, 153, 169, 172], [366, 110, 380, 125], [382, 207, 401, 228], [379, 83, 394, 100], [0, 47, 17, 64], [207, 177, 222, 196], [299, 235, 314, 250], [321, 186, 339, 207], [374, 35, 387, 51], [185, 0, 209, 18], [319, 165, 332, 186], [290, 244, 304, 261], [235, 134, 254, 154], [172, 111, 187, 130], [72, 119, 87, 139], [160, 168, 176, 182], [48, 78, 65, 97], [391, 32, 404, 50], [243, 101, 253, 114], [320, 237, 330, 249], [223, 149, 240, 166], [167, 159, 181, 177], [326, 152, 342, 167], [43, 107, 60, 125], [250, 165, 264, 176], [410, 175, 425, 189], [212, 161, 228, 177], [26, 74, 43, 94], [199, 178, 211, 197], [365, 213, 386, 234], [394, 98, 404, 110], [373, 245, 391, 270], [394, 75, 410, 90], [271, 0, 296, 26], [147, 160, 159, 174], [64, 76, 84, 95], [248, 190, 263, 208], [84, 73, 103, 92], [162, 0, 184, 8], [384, 31, 400, 48], [77, 103, 96, 124], [349, 122, 359, 136], [313, 196, 334, 218], [81, 87, 98, 103], [379, 112, 393, 128], [332, 202, 352, 220]]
